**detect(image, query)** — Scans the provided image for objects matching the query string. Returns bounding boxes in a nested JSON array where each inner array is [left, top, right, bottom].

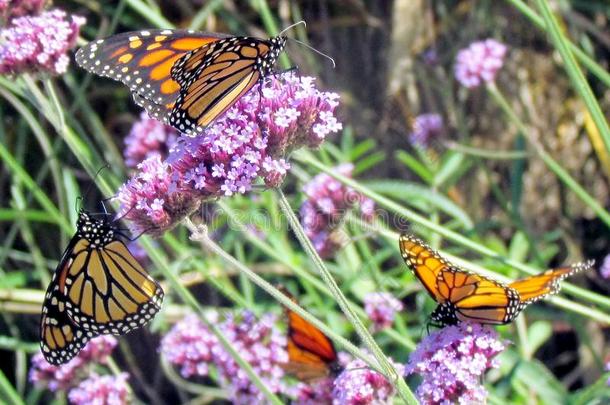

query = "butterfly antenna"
[[278, 20, 306, 37], [287, 38, 336, 68], [78, 164, 110, 212]]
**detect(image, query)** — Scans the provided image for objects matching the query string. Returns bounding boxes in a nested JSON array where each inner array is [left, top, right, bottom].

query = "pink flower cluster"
[[0, 9, 84, 75], [117, 73, 341, 236], [292, 355, 403, 404], [364, 292, 404, 332], [454, 39, 507, 88], [68, 373, 130, 405], [405, 322, 506, 404], [160, 311, 288, 404], [29, 336, 117, 392], [124, 112, 178, 168], [300, 164, 375, 258], [0, 0, 45, 20]]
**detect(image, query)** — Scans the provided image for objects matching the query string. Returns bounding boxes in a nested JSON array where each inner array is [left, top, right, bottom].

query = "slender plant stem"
[[0, 369, 24, 405], [275, 188, 417, 404], [182, 218, 382, 372], [138, 236, 283, 405], [350, 214, 610, 325], [505, 0, 610, 87], [217, 200, 416, 350], [534, 0, 610, 154], [295, 152, 610, 313], [487, 84, 610, 230]]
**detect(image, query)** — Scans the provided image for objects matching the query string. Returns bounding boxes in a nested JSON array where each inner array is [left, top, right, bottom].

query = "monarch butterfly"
[[75, 27, 287, 135], [398, 233, 594, 326], [40, 209, 164, 365], [279, 287, 343, 382]]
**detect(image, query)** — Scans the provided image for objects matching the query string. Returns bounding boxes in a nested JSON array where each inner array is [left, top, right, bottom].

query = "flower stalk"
[[275, 188, 418, 404]]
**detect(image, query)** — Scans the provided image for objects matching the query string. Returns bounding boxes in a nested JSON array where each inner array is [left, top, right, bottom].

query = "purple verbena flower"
[[599, 254, 610, 279], [118, 73, 341, 236], [409, 113, 443, 148], [116, 155, 200, 236], [29, 336, 117, 392], [299, 164, 375, 258], [405, 322, 506, 405], [291, 378, 334, 405], [124, 112, 177, 168], [332, 357, 404, 404], [454, 39, 507, 88], [68, 373, 130, 405], [0, 0, 45, 20], [0, 9, 84, 75], [364, 292, 404, 332], [161, 311, 288, 404]]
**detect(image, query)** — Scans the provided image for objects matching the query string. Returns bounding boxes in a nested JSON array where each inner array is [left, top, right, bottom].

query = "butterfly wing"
[[509, 260, 594, 304], [399, 234, 451, 303], [64, 239, 164, 335], [40, 237, 94, 365], [280, 288, 338, 382], [400, 233, 520, 325], [75, 29, 228, 118], [447, 271, 520, 325], [168, 37, 276, 134]]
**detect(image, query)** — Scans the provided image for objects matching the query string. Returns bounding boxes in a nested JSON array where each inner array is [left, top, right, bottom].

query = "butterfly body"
[[76, 29, 286, 135], [399, 233, 594, 326], [40, 210, 164, 365]]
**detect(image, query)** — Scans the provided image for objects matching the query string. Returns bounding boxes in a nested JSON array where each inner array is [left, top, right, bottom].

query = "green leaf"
[[508, 231, 530, 262], [568, 373, 610, 405], [366, 180, 473, 227], [433, 152, 465, 187], [395, 150, 433, 184], [514, 358, 567, 404], [526, 321, 552, 355], [349, 138, 376, 161]]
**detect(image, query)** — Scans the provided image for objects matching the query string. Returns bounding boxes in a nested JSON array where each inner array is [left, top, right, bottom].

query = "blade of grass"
[[0, 369, 24, 405], [296, 151, 610, 313], [217, 200, 416, 351], [487, 84, 610, 230], [506, 0, 610, 87], [275, 188, 417, 404], [534, 0, 610, 155]]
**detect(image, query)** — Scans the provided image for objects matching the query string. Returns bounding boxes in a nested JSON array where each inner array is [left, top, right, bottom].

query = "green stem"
[[295, 152, 610, 313], [138, 236, 283, 405], [182, 218, 382, 372], [217, 201, 415, 350], [124, 0, 175, 28], [353, 215, 610, 325], [275, 188, 417, 404], [505, 0, 610, 87], [487, 84, 610, 230], [534, 0, 610, 154], [0, 369, 24, 405], [0, 142, 71, 233]]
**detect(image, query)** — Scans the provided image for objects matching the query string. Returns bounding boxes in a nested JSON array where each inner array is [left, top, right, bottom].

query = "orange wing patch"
[[509, 261, 594, 304], [75, 29, 228, 118], [399, 234, 451, 303], [399, 233, 595, 326], [279, 287, 340, 382]]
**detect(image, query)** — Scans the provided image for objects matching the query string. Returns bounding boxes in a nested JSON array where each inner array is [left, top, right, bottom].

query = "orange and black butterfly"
[[279, 287, 343, 382], [75, 29, 286, 135], [40, 209, 164, 365], [399, 233, 594, 326]]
